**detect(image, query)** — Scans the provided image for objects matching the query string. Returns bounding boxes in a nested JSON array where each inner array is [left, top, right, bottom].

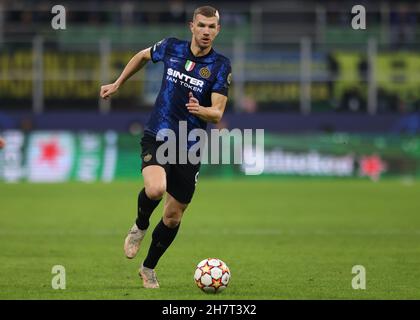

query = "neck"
[[190, 39, 212, 57]]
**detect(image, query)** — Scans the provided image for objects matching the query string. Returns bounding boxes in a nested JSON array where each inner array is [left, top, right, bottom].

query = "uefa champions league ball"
[[194, 258, 231, 293]]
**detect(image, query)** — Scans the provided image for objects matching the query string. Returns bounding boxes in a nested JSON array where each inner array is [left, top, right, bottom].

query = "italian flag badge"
[[185, 60, 196, 72]]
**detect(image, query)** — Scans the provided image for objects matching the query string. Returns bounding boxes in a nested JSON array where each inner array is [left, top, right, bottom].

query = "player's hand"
[[100, 83, 119, 99], [0, 137, 5, 149], [186, 92, 201, 114]]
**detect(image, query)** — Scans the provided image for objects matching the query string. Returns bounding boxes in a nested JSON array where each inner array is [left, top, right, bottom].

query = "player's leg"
[[124, 165, 166, 259], [136, 165, 166, 229], [124, 134, 168, 259], [140, 193, 187, 288], [139, 163, 199, 288]]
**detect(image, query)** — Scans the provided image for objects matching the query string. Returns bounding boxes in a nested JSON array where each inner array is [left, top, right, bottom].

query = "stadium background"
[[0, 0, 420, 299]]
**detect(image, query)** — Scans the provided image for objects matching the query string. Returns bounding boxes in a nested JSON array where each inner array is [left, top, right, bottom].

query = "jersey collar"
[[187, 42, 216, 63]]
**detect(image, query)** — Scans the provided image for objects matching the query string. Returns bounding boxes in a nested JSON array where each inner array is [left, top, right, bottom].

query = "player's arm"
[[100, 48, 152, 99], [0, 137, 5, 149], [186, 92, 227, 124]]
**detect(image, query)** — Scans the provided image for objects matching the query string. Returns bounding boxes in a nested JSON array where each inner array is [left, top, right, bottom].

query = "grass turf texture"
[[0, 178, 419, 299]]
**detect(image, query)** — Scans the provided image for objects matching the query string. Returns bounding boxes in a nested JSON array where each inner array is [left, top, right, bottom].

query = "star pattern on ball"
[[200, 263, 212, 275], [195, 258, 230, 294], [221, 264, 229, 273], [212, 278, 222, 289], [195, 279, 204, 288]]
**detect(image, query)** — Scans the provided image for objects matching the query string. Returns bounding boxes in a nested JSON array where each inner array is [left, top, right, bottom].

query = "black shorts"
[[140, 134, 200, 204]]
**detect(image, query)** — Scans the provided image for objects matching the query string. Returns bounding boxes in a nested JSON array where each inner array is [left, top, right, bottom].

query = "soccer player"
[[100, 6, 231, 288]]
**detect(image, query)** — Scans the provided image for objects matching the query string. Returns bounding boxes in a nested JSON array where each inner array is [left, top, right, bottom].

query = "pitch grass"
[[0, 178, 420, 300]]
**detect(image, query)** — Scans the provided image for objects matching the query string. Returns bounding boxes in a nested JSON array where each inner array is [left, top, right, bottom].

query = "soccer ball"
[[194, 258, 231, 293]]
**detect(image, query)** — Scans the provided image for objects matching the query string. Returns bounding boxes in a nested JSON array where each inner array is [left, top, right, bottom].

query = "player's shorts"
[[140, 133, 200, 204]]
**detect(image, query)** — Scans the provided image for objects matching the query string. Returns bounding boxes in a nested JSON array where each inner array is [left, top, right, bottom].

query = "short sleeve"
[[211, 61, 232, 97], [150, 38, 171, 63]]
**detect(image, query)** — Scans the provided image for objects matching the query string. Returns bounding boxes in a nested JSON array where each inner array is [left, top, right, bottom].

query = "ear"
[[189, 21, 194, 34]]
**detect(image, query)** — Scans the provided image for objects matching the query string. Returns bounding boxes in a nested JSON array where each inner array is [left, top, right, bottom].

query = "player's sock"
[[143, 219, 180, 269], [135, 188, 161, 230]]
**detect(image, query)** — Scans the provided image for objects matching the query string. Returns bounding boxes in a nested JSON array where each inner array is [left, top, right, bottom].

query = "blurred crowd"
[[0, 0, 248, 28], [1, 0, 420, 114], [1, 0, 418, 46]]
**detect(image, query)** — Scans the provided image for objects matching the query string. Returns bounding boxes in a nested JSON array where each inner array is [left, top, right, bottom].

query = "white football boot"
[[124, 224, 146, 259], [139, 264, 160, 289]]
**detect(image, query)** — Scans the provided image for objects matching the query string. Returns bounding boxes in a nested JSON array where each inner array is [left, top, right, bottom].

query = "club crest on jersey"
[[199, 67, 211, 79], [185, 60, 196, 72]]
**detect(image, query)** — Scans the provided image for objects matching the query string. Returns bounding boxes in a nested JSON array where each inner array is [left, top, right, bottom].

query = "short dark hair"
[[193, 6, 220, 23]]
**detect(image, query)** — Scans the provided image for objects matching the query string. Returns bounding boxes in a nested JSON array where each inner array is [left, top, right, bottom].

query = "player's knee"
[[163, 215, 181, 228], [146, 184, 166, 200]]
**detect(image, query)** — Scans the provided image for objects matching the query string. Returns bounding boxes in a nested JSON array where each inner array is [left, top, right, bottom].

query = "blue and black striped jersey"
[[144, 38, 231, 145]]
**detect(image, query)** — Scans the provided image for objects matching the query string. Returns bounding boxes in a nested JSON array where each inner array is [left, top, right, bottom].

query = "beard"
[[195, 36, 212, 49]]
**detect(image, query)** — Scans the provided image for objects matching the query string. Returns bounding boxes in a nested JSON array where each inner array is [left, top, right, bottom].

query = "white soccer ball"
[[194, 258, 231, 293]]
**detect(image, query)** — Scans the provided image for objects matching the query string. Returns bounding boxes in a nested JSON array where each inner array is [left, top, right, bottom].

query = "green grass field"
[[0, 178, 419, 299]]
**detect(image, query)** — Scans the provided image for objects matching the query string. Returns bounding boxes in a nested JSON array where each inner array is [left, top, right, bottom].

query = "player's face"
[[190, 14, 220, 49]]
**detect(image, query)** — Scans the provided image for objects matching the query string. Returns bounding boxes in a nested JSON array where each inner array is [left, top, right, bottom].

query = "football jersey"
[[144, 37, 231, 149]]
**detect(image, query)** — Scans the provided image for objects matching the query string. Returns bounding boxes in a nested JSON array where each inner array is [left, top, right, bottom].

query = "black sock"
[[135, 188, 161, 230], [143, 219, 180, 269]]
